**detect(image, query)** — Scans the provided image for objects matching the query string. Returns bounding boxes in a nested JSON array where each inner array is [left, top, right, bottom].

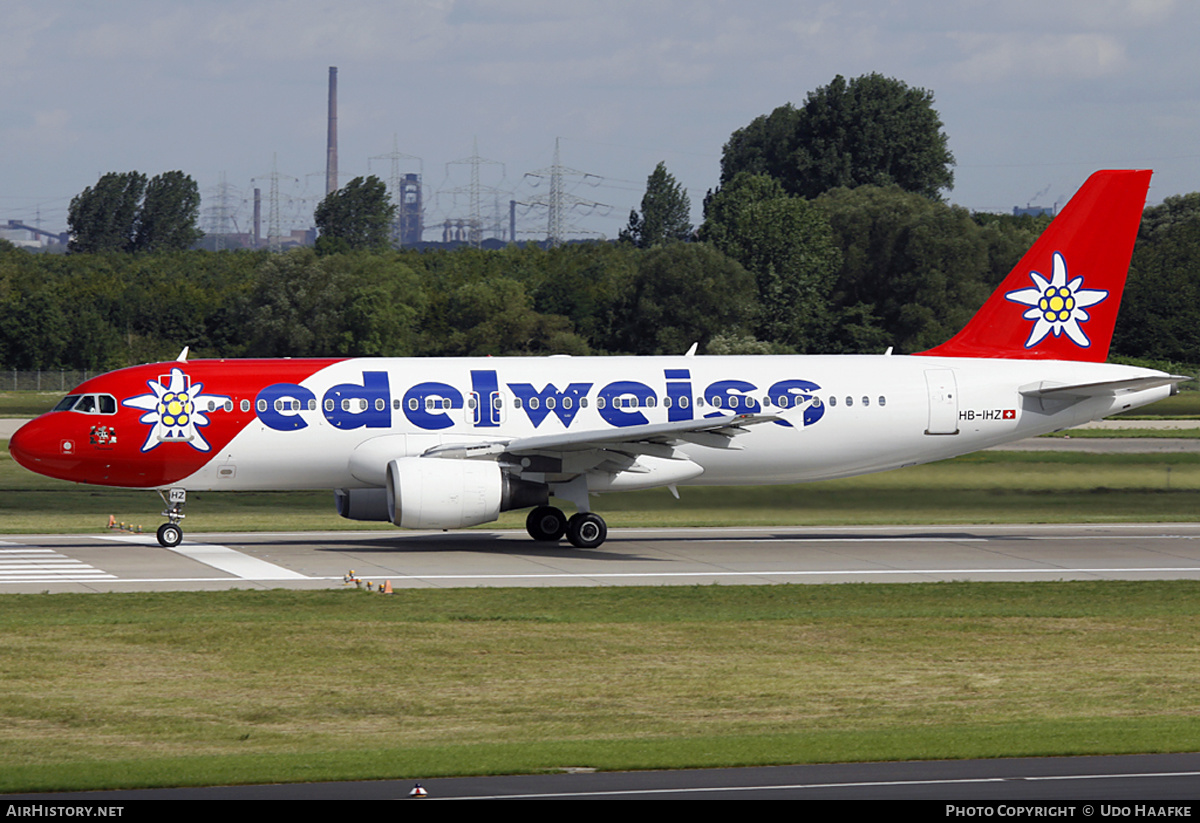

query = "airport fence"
[[2, 370, 96, 393]]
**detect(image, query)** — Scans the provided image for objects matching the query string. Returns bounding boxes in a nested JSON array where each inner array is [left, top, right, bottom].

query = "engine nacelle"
[[384, 458, 548, 529]]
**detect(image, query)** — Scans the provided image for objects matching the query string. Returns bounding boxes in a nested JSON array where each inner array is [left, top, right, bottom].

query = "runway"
[[4, 522, 1200, 593]]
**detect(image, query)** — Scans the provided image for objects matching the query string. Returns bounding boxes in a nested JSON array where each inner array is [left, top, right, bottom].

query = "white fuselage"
[[178, 354, 1171, 493]]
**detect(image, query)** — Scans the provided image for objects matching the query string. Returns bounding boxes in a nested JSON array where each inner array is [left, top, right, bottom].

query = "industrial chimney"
[[325, 66, 338, 196]]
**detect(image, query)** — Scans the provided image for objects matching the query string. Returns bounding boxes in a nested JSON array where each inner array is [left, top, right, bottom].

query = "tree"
[[67, 172, 146, 253], [619, 162, 692, 248], [613, 243, 757, 355], [1113, 208, 1200, 362], [314, 176, 397, 252], [135, 171, 203, 252], [701, 173, 840, 351], [67, 171, 203, 253], [816, 184, 988, 353], [721, 74, 954, 200]]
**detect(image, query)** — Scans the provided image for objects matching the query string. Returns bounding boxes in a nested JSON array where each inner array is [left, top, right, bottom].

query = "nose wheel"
[[156, 522, 183, 548], [156, 488, 187, 548]]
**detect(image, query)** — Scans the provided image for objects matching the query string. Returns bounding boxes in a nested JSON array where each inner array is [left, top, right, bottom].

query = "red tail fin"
[[919, 169, 1151, 361]]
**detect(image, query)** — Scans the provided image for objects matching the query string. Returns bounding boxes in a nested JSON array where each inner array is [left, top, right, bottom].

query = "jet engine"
[[355, 457, 547, 530]]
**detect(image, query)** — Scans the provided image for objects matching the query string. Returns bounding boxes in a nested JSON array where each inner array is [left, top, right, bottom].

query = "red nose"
[[8, 416, 83, 481]]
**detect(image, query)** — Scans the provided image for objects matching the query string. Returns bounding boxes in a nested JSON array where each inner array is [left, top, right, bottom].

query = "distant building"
[[1013, 206, 1054, 218], [397, 173, 423, 246], [3, 220, 68, 249]]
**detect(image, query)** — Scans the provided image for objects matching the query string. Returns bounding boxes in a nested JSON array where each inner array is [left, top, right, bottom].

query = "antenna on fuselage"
[[684, 342, 698, 357], [176, 347, 190, 363]]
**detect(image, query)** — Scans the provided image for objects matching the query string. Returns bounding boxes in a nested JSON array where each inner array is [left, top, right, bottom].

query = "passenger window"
[[879, 396, 887, 407], [862, 396, 870, 407]]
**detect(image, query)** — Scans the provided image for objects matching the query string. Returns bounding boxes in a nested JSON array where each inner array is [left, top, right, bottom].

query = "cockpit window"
[[54, 394, 117, 415]]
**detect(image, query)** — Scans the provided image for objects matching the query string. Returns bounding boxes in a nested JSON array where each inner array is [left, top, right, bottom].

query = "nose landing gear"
[[156, 488, 186, 548]]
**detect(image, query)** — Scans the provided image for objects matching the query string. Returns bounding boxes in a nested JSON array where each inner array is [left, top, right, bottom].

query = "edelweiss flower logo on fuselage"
[[123, 367, 231, 452], [1004, 251, 1108, 349]]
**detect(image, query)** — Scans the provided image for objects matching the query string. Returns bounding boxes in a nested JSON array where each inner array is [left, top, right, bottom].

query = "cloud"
[[949, 31, 1129, 83]]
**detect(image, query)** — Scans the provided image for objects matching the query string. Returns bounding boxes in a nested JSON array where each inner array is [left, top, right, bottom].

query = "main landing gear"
[[156, 488, 186, 548], [525, 505, 608, 549]]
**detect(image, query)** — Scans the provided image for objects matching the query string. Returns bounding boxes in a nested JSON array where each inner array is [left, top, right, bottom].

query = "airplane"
[[8, 169, 1186, 550]]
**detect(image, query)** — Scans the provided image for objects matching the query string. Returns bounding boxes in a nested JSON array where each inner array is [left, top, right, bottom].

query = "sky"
[[3, 0, 1199, 244]]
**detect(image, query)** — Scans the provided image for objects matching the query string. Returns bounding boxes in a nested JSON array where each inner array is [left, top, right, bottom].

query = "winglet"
[[919, 170, 1151, 362]]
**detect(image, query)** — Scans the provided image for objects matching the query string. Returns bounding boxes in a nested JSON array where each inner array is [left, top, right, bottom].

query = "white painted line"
[[99, 535, 308, 580], [383, 566, 1200, 581], [450, 769, 1200, 799], [0, 545, 116, 581], [694, 536, 988, 543]]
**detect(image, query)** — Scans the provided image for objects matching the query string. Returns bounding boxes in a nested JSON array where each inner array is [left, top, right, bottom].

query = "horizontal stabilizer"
[[1019, 375, 1190, 399]]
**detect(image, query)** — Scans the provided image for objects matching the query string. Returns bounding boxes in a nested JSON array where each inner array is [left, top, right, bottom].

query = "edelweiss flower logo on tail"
[[1004, 251, 1108, 349], [123, 368, 231, 453]]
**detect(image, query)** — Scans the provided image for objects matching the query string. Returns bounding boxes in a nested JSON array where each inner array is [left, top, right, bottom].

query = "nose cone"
[[8, 416, 78, 480]]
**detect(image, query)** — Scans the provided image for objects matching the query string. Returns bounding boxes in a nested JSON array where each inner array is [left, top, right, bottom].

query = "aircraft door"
[[924, 369, 959, 435], [466, 391, 507, 426]]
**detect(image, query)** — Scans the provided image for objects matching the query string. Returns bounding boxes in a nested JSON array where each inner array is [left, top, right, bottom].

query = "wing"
[[421, 413, 780, 494]]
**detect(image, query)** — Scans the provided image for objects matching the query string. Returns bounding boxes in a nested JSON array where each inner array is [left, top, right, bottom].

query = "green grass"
[[0, 391, 58, 417], [1, 582, 1198, 792]]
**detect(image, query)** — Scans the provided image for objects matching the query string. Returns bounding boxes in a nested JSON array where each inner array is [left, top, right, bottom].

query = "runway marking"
[[98, 535, 309, 580], [694, 536, 988, 543], [0, 544, 116, 582], [447, 768, 1200, 799], [384, 566, 1200, 582]]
